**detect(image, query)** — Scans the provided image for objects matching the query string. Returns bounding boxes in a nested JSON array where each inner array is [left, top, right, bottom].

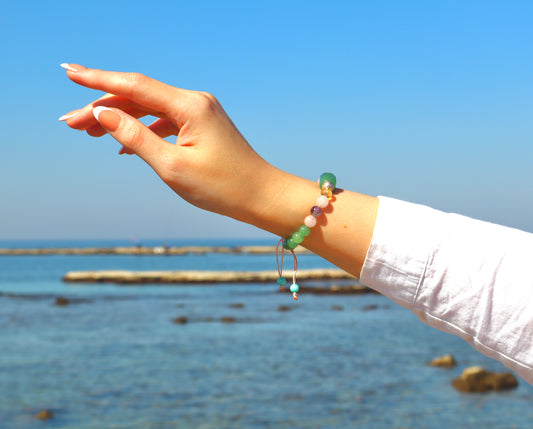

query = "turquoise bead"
[[299, 225, 311, 237], [290, 283, 299, 293], [292, 231, 304, 244], [277, 277, 286, 286], [319, 173, 336, 190]]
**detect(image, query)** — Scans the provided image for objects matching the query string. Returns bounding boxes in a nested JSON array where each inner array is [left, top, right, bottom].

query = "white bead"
[[316, 195, 329, 208], [304, 215, 317, 228]]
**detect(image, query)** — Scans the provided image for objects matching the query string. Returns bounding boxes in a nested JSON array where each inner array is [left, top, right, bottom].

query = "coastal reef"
[[62, 268, 355, 284], [0, 245, 308, 256]]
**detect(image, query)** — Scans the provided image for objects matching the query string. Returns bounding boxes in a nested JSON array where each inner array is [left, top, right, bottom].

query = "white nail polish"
[[60, 63, 78, 72], [93, 106, 113, 121], [58, 113, 78, 121]]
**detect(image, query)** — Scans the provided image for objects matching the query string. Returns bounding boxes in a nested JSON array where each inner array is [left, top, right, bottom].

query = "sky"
[[1, 0, 532, 241]]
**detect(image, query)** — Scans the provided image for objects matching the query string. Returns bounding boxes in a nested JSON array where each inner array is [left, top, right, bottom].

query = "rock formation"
[[429, 354, 457, 368], [452, 366, 518, 392]]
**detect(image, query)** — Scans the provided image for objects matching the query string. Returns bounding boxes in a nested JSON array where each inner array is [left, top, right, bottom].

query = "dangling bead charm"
[[290, 283, 299, 300], [277, 277, 287, 291]]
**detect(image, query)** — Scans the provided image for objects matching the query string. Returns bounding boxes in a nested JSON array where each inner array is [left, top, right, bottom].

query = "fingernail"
[[118, 146, 126, 155], [93, 106, 112, 120], [60, 63, 78, 72], [58, 112, 78, 121], [93, 106, 121, 132]]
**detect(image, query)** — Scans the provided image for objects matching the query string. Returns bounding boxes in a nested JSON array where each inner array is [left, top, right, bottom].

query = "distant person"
[[59, 64, 533, 383]]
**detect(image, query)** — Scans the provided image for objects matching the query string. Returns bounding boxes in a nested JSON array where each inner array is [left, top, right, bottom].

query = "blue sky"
[[1, 0, 532, 240]]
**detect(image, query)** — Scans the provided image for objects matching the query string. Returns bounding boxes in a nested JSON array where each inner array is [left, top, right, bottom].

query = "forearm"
[[238, 164, 379, 278]]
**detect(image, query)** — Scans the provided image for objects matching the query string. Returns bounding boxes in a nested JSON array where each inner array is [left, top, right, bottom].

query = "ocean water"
[[0, 239, 532, 429]]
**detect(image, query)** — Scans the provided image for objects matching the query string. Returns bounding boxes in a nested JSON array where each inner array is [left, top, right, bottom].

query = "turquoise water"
[[1, 240, 532, 428]]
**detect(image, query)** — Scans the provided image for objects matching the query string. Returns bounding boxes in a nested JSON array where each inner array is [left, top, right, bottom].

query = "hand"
[[60, 64, 379, 278], [59, 64, 281, 223]]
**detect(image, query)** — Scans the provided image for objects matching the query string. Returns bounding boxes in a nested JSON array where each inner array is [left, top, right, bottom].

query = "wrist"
[[230, 163, 378, 278], [240, 166, 319, 238], [243, 167, 379, 278]]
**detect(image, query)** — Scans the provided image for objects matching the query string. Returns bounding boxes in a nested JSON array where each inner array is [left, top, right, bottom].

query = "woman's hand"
[[59, 64, 282, 224], [60, 64, 378, 277]]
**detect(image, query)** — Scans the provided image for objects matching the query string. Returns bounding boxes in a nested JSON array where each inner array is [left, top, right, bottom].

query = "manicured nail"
[[60, 63, 78, 72], [93, 106, 121, 132], [93, 106, 112, 121], [58, 113, 78, 121], [118, 146, 126, 155]]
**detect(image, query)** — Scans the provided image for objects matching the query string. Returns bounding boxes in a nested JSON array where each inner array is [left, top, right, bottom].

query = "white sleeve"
[[360, 196, 533, 383]]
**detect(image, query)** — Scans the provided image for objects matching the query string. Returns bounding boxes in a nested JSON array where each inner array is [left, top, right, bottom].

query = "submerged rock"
[[300, 284, 378, 295], [54, 296, 92, 306], [229, 303, 245, 309], [362, 304, 379, 311], [429, 354, 457, 368], [34, 409, 54, 420], [452, 366, 518, 392], [172, 316, 188, 324], [220, 316, 236, 323], [55, 297, 70, 306]]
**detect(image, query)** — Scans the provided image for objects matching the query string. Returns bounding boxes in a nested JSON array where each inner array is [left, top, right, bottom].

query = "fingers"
[[148, 118, 180, 139], [92, 106, 173, 169], [62, 64, 189, 126], [60, 93, 158, 133], [87, 114, 178, 138]]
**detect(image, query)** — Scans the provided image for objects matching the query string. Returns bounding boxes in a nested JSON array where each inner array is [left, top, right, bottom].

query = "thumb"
[[92, 106, 170, 168]]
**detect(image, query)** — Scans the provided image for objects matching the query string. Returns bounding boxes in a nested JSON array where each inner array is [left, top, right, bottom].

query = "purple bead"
[[311, 206, 322, 217]]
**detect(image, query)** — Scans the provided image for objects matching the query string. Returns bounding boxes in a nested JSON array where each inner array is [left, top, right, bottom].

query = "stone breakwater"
[[62, 268, 355, 284], [0, 245, 309, 256]]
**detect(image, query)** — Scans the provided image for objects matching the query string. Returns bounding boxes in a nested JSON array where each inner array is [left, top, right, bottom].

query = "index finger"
[[62, 64, 188, 126]]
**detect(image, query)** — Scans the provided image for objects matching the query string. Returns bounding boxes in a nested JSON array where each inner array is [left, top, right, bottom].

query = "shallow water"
[[1, 240, 532, 428]]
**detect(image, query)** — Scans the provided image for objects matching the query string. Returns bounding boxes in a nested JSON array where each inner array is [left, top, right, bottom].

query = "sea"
[[1, 239, 532, 429]]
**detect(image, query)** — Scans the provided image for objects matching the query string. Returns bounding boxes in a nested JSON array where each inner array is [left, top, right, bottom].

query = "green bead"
[[290, 283, 299, 293], [277, 277, 286, 286], [319, 172, 336, 190], [286, 238, 298, 250], [292, 231, 304, 244], [299, 225, 311, 237]]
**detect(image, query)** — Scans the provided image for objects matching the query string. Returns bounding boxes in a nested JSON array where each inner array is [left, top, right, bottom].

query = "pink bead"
[[316, 195, 329, 208], [304, 215, 317, 228]]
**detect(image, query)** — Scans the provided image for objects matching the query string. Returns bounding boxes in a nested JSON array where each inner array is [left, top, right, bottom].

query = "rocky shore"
[[63, 268, 356, 284], [0, 245, 309, 256]]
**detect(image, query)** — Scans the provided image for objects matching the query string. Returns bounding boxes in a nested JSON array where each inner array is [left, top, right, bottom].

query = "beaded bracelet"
[[276, 173, 337, 300]]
